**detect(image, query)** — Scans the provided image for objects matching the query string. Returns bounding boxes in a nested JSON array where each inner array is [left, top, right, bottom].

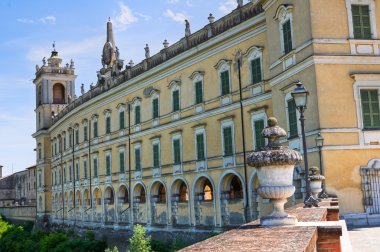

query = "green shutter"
[[283, 20, 292, 54], [106, 155, 111, 176], [153, 144, 160, 168], [195, 81, 203, 104], [173, 139, 181, 164], [352, 5, 371, 39], [223, 126, 233, 156], [251, 58, 262, 84], [221, 71, 230, 96], [119, 111, 125, 129], [135, 148, 141, 171], [76, 163, 79, 181], [119, 152, 125, 173], [75, 129, 79, 145], [84, 126, 88, 141], [361, 90, 380, 129], [288, 99, 298, 137], [64, 168, 66, 183], [153, 98, 159, 118], [84, 161, 87, 179], [173, 90, 180, 111], [69, 166, 72, 181], [94, 121, 98, 138], [106, 117, 111, 134], [196, 133, 205, 160], [254, 120, 265, 150], [93, 159, 98, 178], [135, 105, 141, 124]]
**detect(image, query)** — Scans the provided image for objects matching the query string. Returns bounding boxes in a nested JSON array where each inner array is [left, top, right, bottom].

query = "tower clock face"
[[102, 42, 113, 65]]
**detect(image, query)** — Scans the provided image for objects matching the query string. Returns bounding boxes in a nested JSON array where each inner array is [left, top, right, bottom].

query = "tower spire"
[[106, 18, 115, 47]]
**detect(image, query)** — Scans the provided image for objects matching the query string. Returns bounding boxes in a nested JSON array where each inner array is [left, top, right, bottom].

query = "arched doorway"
[[220, 173, 245, 226], [171, 179, 190, 226], [193, 176, 215, 226], [76, 190, 82, 221], [150, 181, 167, 225], [83, 189, 90, 221], [133, 183, 146, 223], [118, 185, 129, 224], [104, 186, 115, 223], [93, 188, 102, 222], [69, 191, 74, 220], [250, 173, 261, 221], [53, 83, 65, 104]]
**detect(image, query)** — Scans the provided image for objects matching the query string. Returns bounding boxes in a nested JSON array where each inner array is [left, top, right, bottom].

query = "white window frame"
[[172, 134, 182, 164], [274, 5, 294, 55], [105, 151, 112, 177], [118, 147, 126, 173], [345, 0, 377, 39], [151, 139, 161, 168], [75, 159, 80, 182], [104, 110, 112, 135], [83, 120, 88, 142], [133, 99, 141, 125], [92, 155, 99, 181], [83, 157, 88, 180], [221, 119, 235, 158], [284, 91, 301, 138], [117, 104, 126, 130], [134, 143, 142, 171], [251, 111, 268, 150], [247, 47, 264, 85], [192, 73, 204, 104], [216, 61, 232, 97], [194, 127, 207, 161]]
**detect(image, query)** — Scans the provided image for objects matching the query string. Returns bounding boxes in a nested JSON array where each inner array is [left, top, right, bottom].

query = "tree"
[[129, 224, 151, 252]]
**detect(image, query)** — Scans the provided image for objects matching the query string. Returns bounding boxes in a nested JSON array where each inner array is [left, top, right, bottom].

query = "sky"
[[0, 0, 248, 176]]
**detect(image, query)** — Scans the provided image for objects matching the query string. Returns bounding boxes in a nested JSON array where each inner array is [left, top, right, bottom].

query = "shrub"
[[129, 224, 151, 252]]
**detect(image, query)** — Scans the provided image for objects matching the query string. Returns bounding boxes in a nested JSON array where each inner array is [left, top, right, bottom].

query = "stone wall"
[[0, 206, 36, 221]]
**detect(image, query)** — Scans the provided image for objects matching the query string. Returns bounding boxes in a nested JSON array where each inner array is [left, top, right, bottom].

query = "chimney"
[[0, 165, 2, 178]]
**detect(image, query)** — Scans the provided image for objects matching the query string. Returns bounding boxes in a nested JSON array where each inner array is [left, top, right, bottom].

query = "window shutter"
[[135, 148, 141, 170], [283, 20, 292, 54], [251, 58, 262, 84], [287, 99, 298, 137], [196, 133, 205, 160], [94, 121, 98, 138], [76, 163, 79, 181], [153, 144, 160, 168], [195, 81, 203, 104], [75, 130, 79, 145], [352, 5, 371, 39], [221, 71, 230, 95], [84, 126, 88, 141], [93, 159, 98, 178], [135, 105, 141, 124], [84, 161, 87, 179], [173, 139, 181, 164], [106, 155, 111, 176], [254, 120, 265, 150], [173, 90, 180, 111], [223, 126, 233, 156], [361, 89, 380, 128], [119, 152, 125, 173], [153, 98, 159, 118], [119, 111, 125, 129], [106, 117, 111, 134]]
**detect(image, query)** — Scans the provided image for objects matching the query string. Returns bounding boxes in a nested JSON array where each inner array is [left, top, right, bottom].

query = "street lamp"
[[291, 81, 319, 208], [315, 133, 328, 198]]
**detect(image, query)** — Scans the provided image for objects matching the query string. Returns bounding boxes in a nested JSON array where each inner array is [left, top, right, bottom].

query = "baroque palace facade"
[[33, 0, 380, 229]]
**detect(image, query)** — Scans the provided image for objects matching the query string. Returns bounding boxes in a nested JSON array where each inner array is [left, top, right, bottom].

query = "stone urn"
[[247, 117, 302, 226], [309, 166, 325, 200]]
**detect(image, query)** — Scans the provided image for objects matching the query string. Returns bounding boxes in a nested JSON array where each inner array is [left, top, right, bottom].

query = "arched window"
[[229, 176, 243, 200], [179, 182, 188, 202], [158, 184, 166, 203], [203, 180, 213, 201], [140, 187, 146, 203], [53, 83, 65, 104]]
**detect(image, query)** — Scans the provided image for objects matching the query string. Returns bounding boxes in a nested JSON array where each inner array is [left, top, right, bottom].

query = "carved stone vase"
[[309, 166, 325, 200], [247, 117, 302, 226]]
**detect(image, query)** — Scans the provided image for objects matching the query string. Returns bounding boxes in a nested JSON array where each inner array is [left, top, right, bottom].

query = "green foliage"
[[151, 237, 189, 252], [129, 224, 151, 252], [105, 246, 119, 252]]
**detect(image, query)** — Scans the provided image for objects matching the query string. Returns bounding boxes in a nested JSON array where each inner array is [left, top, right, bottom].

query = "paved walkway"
[[348, 225, 380, 252]]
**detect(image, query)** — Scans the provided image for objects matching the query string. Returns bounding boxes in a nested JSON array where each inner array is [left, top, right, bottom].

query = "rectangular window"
[[63, 137, 66, 150], [69, 132, 72, 147], [119, 151, 125, 173], [287, 99, 298, 137], [84, 125, 88, 141], [195, 81, 203, 104], [254, 120, 265, 150], [93, 121, 98, 138], [75, 129, 79, 145], [361, 89, 380, 129], [106, 155, 111, 176], [251, 58, 262, 84], [153, 143, 160, 168], [64, 167, 66, 183], [173, 90, 180, 112], [135, 105, 141, 124], [173, 139, 181, 164], [75, 163, 79, 181], [135, 148, 141, 171], [352, 5, 371, 39], [221, 70, 230, 96], [106, 117, 111, 134], [69, 165, 72, 181], [283, 20, 292, 54], [93, 158, 98, 178], [196, 133, 205, 160], [119, 111, 125, 129], [83, 160, 87, 179], [153, 98, 159, 119], [223, 126, 234, 156]]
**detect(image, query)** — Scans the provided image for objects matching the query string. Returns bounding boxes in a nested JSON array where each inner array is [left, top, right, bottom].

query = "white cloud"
[[17, 15, 56, 25], [168, 0, 179, 4], [219, 0, 237, 14], [163, 9, 189, 23], [136, 12, 151, 21], [113, 2, 138, 30]]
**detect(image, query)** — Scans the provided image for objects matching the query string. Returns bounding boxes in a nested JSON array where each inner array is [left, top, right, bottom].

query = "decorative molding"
[[189, 71, 205, 80], [149, 135, 161, 140], [167, 79, 181, 89], [218, 115, 235, 122], [143, 86, 160, 98], [274, 4, 294, 21], [191, 122, 207, 129], [214, 59, 232, 69], [169, 129, 183, 135]]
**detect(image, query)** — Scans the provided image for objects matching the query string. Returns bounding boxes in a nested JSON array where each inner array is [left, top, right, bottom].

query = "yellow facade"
[[33, 0, 380, 229]]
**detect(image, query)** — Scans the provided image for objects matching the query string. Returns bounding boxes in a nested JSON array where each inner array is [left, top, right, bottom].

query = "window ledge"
[[287, 135, 299, 140], [362, 128, 380, 131]]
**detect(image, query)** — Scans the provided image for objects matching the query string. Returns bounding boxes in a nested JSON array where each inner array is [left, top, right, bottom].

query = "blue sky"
[[0, 0, 247, 176]]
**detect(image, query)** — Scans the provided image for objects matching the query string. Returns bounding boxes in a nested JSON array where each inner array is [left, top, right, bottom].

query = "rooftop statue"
[[185, 20, 191, 36], [145, 44, 150, 59], [237, 0, 243, 7]]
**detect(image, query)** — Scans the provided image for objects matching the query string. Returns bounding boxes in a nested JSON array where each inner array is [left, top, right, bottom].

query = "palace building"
[[33, 0, 380, 229]]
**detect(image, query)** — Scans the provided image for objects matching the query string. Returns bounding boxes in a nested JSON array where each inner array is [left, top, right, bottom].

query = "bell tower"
[[32, 44, 76, 226]]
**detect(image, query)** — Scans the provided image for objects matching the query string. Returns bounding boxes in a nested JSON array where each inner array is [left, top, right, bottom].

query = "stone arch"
[[171, 178, 190, 226], [150, 180, 167, 225], [193, 175, 216, 226], [53, 83, 65, 104], [219, 171, 245, 226], [93, 187, 102, 222], [117, 184, 130, 223], [249, 171, 261, 221], [132, 182, 147, 223], [104, 186, 115, 223]]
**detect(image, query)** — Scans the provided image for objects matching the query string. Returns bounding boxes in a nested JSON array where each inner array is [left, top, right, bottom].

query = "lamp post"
[[315, 133, 328, 198], [291, 81, 319, 208]]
